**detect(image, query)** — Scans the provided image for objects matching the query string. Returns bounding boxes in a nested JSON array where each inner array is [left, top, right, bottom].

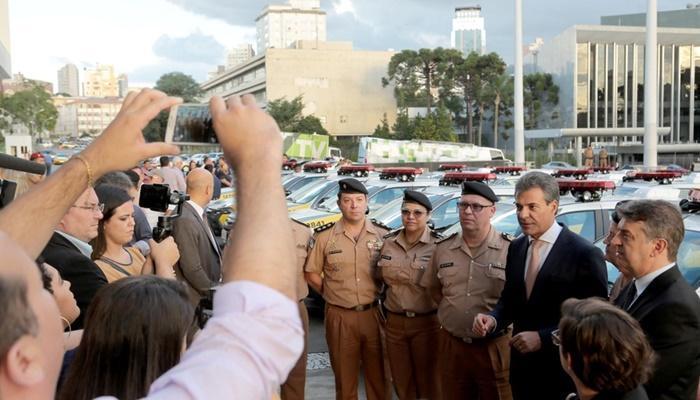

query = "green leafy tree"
[[143, 72, 202, 141], [0, 81, 58, 136], [372, 113, 391, 138], [523, 73, 559, 129], [267, 95, 328, 134], [382, 48, 462, 113], [391, 109, 414, 140]]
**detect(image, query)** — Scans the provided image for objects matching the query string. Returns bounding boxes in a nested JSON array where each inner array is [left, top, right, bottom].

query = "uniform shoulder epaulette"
[[435, 232, 458, 244], [430, 230, 444, 240], [371, 219, 391, 232], [314, 222, 335, 233], [383, 228, 402, 239], [501, 232, 515, 242]]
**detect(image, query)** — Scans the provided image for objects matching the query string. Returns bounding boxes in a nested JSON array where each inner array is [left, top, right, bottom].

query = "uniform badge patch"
[[439, 262, 454, 268]]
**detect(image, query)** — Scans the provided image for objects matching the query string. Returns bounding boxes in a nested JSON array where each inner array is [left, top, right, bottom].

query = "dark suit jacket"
[[171, 202, 222, 305], [614, 265, 700, 400], [491, 224, 608, 400], [41, 232, 108, 329], [568, 386, 649, 400]]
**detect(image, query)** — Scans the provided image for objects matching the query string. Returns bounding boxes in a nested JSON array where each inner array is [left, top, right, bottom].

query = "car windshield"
[[289, 180, 334, 203]]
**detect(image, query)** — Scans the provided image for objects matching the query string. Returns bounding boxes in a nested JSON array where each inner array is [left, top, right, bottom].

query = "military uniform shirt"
[[420, 227, 510, 339], [378, 226, 439, 314], [304, 218, 389, 308], [291, 219, 313, 301]]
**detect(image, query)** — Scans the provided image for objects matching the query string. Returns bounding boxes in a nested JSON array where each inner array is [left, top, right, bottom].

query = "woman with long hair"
[[59, 276, 195, 400], [90, 185, 179, 282]]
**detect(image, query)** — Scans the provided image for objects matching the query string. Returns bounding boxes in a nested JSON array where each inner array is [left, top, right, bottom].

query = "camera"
[[139, 184, 190, 241], [195, 286, 218, 329]]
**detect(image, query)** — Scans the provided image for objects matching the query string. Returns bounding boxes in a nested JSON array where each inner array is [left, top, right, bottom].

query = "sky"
[[7, 0, 696, 89]]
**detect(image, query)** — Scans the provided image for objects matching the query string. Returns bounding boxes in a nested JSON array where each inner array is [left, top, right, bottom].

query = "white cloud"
[[332, 0, 358, 18], [411, 32, 450, 49]]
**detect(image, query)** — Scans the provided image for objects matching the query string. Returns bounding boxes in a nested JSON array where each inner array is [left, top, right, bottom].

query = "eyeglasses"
[[401, 209, 426, 217], [551, 329, 561, 347], [72, 203, 105, 213], [456, 202, 493, 213]]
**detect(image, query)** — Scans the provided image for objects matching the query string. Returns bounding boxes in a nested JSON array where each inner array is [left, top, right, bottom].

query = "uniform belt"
[[332, 300, 378, 312], [456, 329, 508, 344], [387, 309, 437, 318]]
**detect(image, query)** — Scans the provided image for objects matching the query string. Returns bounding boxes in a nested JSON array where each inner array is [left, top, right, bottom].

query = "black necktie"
[[622, 282, 637, 310]]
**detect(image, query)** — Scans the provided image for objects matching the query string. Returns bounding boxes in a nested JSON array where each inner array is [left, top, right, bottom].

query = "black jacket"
[[567, 386, 649, 400], [491, 224, 608, 400], [41, 232, 107, 329], [614, 265, 700, 400]]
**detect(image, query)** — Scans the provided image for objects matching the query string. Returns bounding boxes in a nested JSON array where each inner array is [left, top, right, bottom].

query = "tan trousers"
[[385, 312, 441, 399], [439, 328, 513, 400], [600, 157, 608, 168], [281, 301, 309, 400], [325, 304, 386, 400], [584, 158, 593, 168]]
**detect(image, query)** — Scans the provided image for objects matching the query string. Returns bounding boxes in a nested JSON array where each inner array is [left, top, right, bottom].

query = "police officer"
[[304, 178, 389, 400], [584, 145, 594, 168], [420, 182, 513, 400], [599, 147, 609, 169], [281, 218, 314, 400], [378, 190, 442, 400]]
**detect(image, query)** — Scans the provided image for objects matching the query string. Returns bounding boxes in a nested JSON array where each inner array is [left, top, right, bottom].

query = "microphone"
[[0, 153, 47, 175]]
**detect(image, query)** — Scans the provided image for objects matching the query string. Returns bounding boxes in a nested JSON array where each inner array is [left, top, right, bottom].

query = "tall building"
[[57, 64, 80, 96], [255, 0, 326, 54], [227, 44, 256, 69], [117, 74, 129, 97], [451, 6, 486, 56], [82, 64, 119, 97], [601, 4, 700, 29], [201, 41, 396, 136], [0, 0, 10, 80], [53, 96, 122, 137], [536, 23, 700, 165]]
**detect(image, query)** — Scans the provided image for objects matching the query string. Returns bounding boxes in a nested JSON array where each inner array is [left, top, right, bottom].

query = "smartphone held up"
[[165, 103, 218, 145]]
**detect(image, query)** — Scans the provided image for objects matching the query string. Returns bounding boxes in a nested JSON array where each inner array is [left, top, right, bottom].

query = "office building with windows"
[[58, 64, 80, 97], [536, 24, 700, 165], [451, 6, 486, 56], [256, 0, 326, 54]]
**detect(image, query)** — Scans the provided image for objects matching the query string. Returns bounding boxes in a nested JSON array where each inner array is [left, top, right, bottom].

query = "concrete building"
[[451, 6, 486, 56], [256, 0, 326, 54], [117, 74, 129, 97], [535, 24, 700, 166], [83, 64, 119, 97], [0, 0, 10, 80], [1, 73, 53, 95], [201, 41, 396, 136], [601, 4, 700, 29], [53, 96, 122, 137], [57, 64, 80, 97], [227, 44, 255, 68]]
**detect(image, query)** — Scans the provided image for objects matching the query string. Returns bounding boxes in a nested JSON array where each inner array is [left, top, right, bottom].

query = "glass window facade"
[[575, 41, 698, 145]]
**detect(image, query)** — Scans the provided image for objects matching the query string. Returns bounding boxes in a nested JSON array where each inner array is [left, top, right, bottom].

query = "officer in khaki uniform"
[[599, 147, 609, 169], [304, 178, 390, 400], [378, 190, 442, 400], [420, 182, 513, 400], [281, 219, 314, 400], [584, 145, 594, 168]]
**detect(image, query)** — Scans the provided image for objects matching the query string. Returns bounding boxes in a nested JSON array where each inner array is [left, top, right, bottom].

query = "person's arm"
[[304, 231, 325, 295], [0, 89, 181, 259], [489, 243, 517, 330], [147, 238, 178, 279]]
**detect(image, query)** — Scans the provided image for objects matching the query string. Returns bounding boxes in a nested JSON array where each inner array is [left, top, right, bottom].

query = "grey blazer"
[[171, 202, 222, 304]]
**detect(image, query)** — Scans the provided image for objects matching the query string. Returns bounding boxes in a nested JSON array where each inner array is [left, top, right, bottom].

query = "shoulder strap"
[[98, 257, 132, 277]]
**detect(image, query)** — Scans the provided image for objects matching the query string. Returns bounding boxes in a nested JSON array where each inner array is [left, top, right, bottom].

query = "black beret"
[[403, 190, 432, 211], [338, 178, 368, 194], [462, 181, 499, 203]]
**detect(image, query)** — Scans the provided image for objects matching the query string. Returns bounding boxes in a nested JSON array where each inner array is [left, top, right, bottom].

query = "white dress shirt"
[[629, 262, 676, 306], [144, 281, 304, 399], [524, 222, 563, 279]]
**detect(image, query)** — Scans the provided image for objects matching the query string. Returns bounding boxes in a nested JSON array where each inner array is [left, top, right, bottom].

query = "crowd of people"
[[0, 88, 698, 400]]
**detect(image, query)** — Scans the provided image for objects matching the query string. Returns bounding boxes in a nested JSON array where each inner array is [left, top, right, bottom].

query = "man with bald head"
[[40, 186, 107, 329], [171, 167, 222, 304]]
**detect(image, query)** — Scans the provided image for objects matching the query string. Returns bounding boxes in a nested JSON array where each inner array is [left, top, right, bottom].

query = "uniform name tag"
[[381, 255, 392, 260], [329, 249, 343, 255], [439, 262, 454, 268]]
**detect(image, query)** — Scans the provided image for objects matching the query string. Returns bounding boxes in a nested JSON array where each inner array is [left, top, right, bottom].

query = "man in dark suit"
[[473, 171, 608, 400], [172, 168, 222, 305], [41, 187, 108, 329], [612, 200, 700, 400]]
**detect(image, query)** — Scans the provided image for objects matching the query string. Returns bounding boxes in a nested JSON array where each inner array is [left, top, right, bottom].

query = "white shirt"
[[524, 222, 563, 279], [186, 200, 206, 221], [631, 262, 676, 305], [56, 230, 93, 258], [145, 281, 304, 399]]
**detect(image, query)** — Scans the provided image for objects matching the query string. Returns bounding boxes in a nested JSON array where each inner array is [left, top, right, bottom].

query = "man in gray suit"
[[172, 168, 222, 304]]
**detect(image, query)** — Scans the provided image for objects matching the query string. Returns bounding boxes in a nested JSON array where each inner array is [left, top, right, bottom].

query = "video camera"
[[139, 183, 189, 242], [680, 199, 700, 214]]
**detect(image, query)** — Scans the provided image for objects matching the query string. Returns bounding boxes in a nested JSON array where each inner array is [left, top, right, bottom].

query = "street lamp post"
[[643, 0, 658, 168], [513, 0, 525, 165]]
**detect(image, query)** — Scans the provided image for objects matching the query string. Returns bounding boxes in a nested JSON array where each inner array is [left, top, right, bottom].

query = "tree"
[[483, 73, 513, 148], [0, 81, 58, 136], [382, 48, 462, 113], [392, 109, 414, 140], [267, 95, 328, 135], [523, 73, 559, 130], [143, 72, 202, 141], [372, 113, 391, 138]]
